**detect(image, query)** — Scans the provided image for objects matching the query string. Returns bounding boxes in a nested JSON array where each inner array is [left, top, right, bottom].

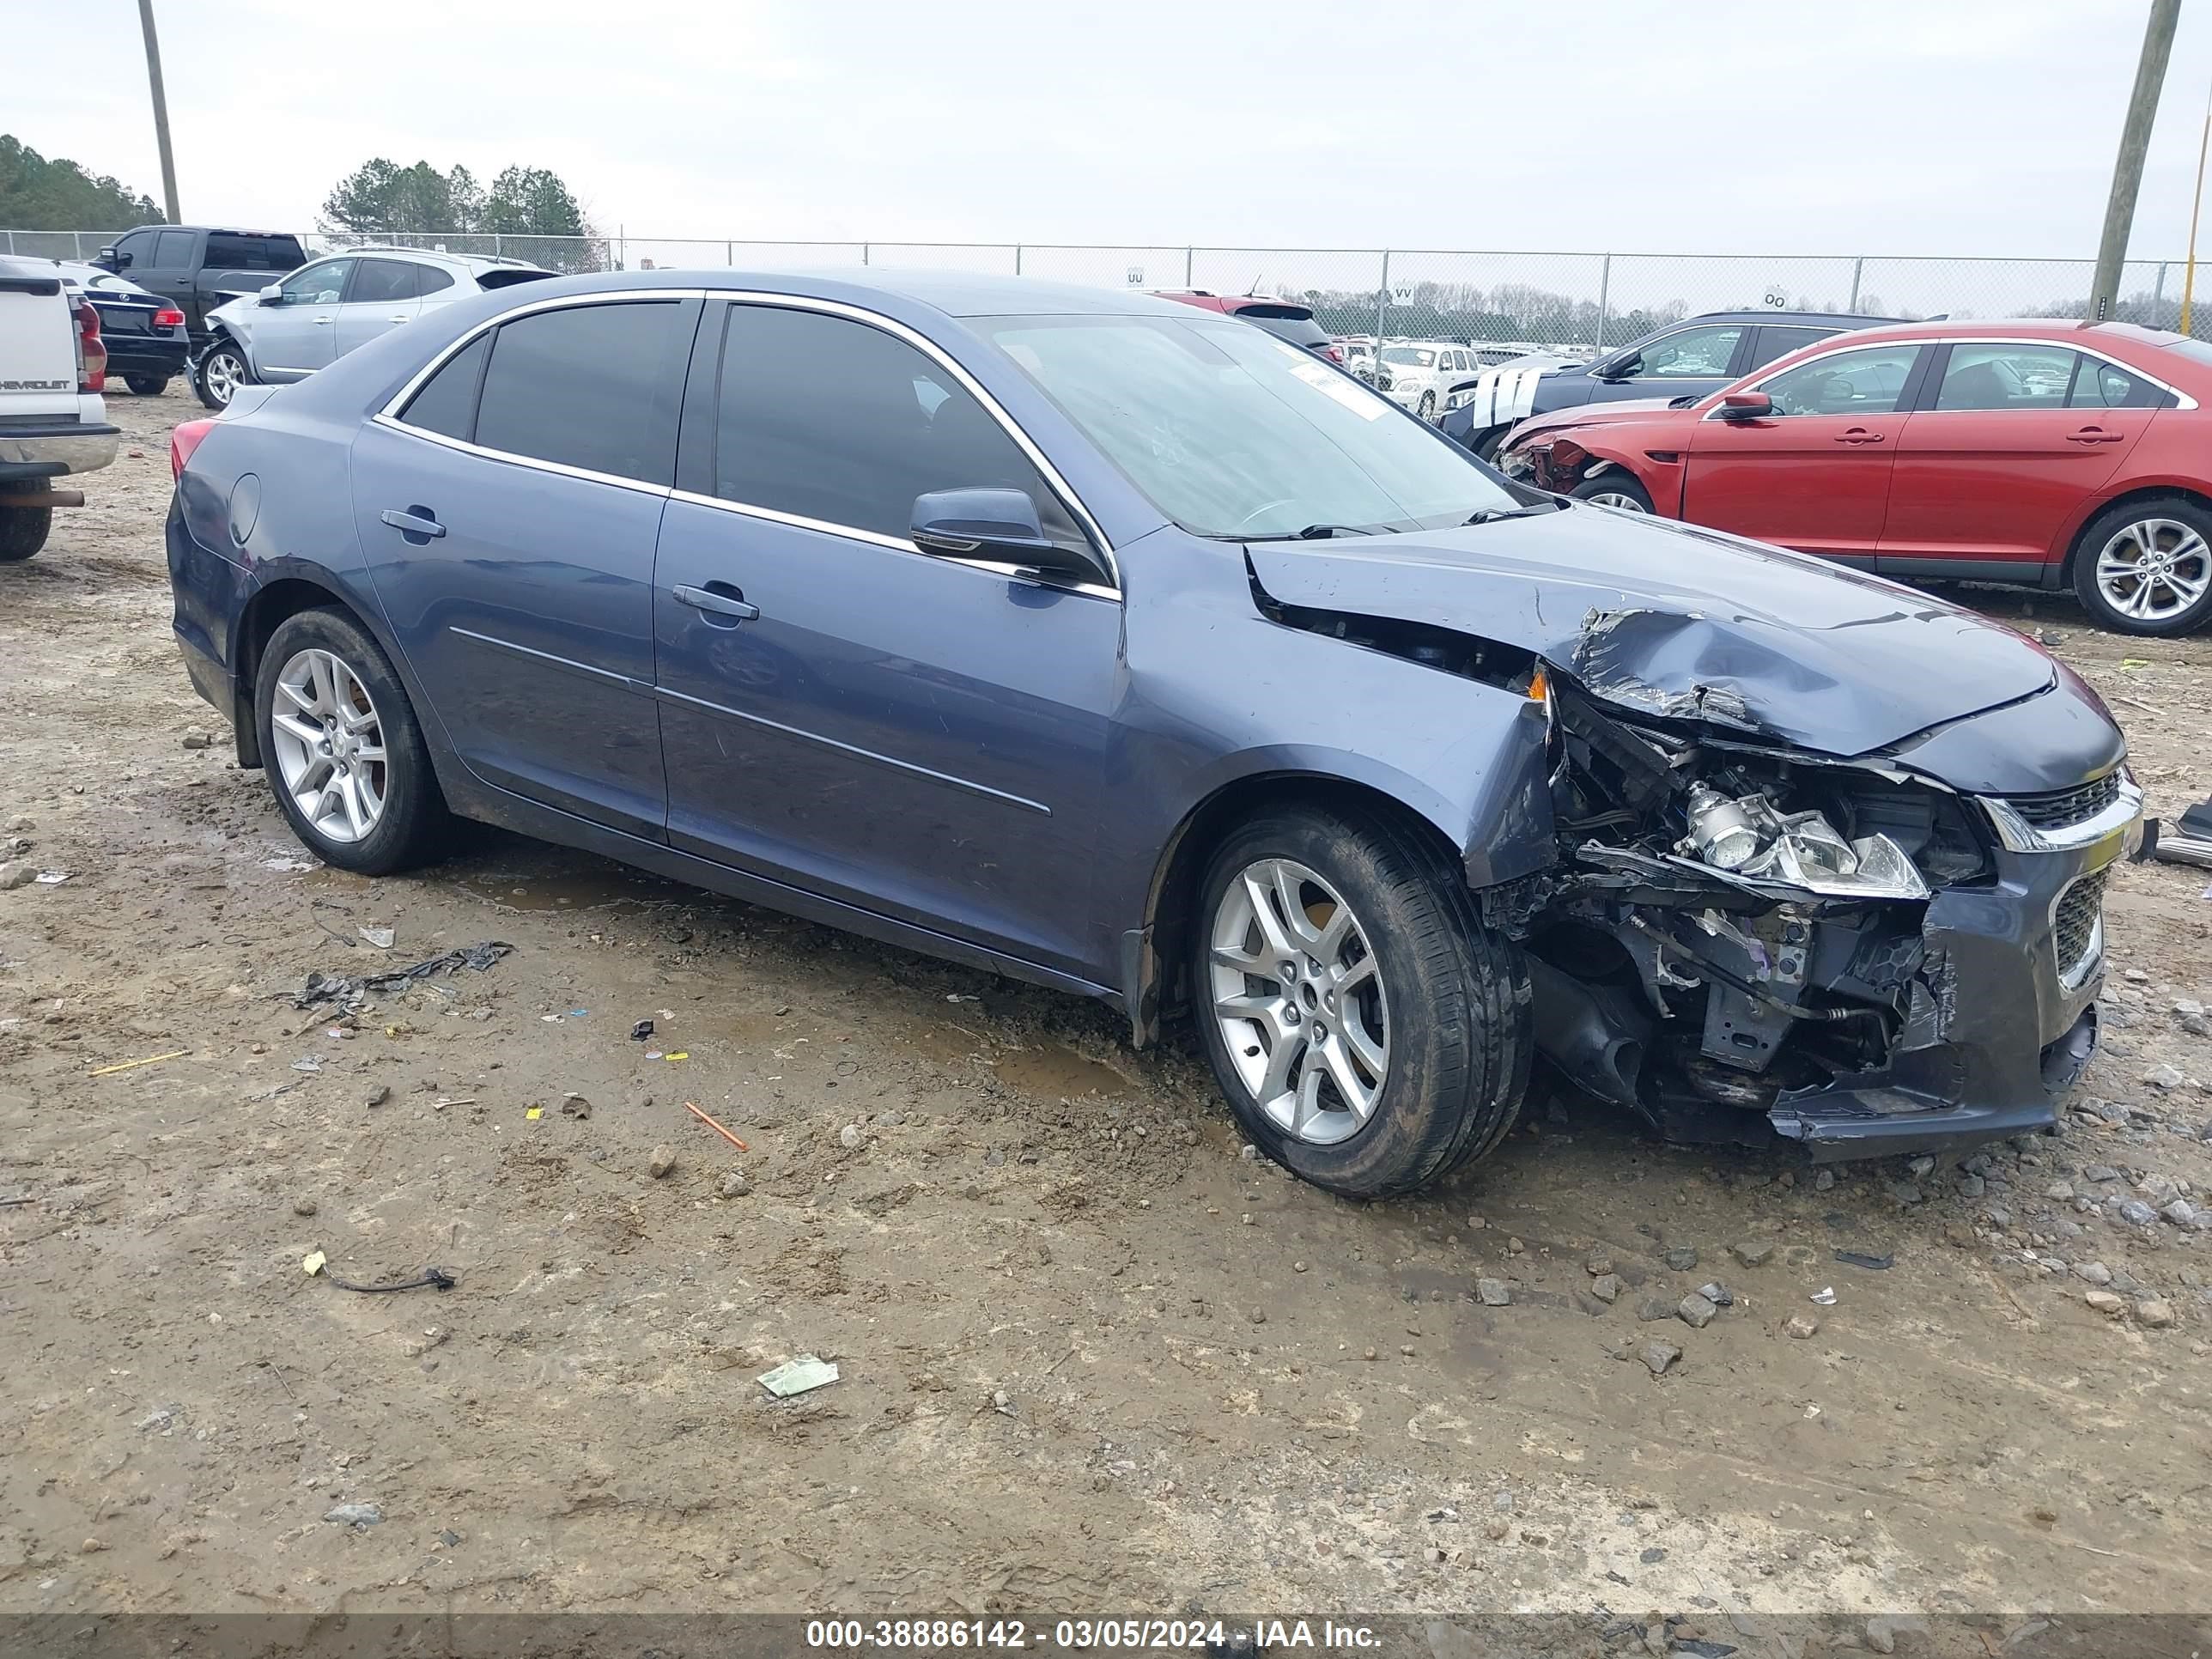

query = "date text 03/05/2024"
[[804, 1618, 1383, 1650]]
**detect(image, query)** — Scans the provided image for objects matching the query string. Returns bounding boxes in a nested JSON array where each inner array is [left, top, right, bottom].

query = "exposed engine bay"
[[1492, 672, 1997, 1146]]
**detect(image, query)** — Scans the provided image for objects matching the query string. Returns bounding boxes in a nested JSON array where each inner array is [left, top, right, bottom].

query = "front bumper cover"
[[1767, 789, 2141, 1160]]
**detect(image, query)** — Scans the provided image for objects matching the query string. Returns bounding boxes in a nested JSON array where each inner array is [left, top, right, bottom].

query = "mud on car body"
[[164, 272, 2139, 1200]]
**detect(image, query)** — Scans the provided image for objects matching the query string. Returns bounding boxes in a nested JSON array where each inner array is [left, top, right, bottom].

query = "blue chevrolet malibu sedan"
[[166, 271, 2142, 1196]]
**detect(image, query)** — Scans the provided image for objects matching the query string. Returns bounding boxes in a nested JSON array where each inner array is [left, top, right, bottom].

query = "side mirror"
[[1717, 391, 1773, 421], [1596, 354, 1638, 380], [258, 284, 284, 305], [96, 246, 128, 271], [910, 488, 1106, 586]]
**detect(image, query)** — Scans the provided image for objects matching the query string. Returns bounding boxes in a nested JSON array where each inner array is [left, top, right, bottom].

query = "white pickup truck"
[[1, 254, 119, 561]]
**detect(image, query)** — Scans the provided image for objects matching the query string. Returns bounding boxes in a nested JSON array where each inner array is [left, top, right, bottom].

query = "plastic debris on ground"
[[301, 1250, 327, 1275], [88, 1049, 189, 1077], [289, 941, 514, 1010], [358, 927, 394, 949], [1812, 1286, 1838, 1306], [1834, 1249, 1894, 1270], [631, 1018, 654, 1042], [34, 870, 71, 884], [757, 1355, 840, 1397]]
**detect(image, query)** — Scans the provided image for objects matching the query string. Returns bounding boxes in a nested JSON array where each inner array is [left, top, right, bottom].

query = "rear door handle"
[[380, 507, 444, 541], [1833, 428, 1885, 445], [2067, 427, 2124, 443], [673, 582, 759, 621]]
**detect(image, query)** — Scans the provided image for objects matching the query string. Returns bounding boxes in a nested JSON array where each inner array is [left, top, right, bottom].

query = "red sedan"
[[1494, 319, 2212, 635]]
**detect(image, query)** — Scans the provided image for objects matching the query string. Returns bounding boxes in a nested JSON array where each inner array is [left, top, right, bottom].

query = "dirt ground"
[[4, 387, 2212, 1649]]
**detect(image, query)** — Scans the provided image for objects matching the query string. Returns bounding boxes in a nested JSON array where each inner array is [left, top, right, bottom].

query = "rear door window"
[[1745, 325, 1832, 371], [347, 259, 419, 305], [1637, 325, 1744, 377], [708, 302, 1084, 550], [415, 264, 455, 296], [1934, 343, 2075, 410], [153, 229, 193, 269], [471, 301, 690, 485]]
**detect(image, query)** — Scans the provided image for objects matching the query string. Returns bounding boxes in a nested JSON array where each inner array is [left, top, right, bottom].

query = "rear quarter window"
[[204, 233, 307, 270]]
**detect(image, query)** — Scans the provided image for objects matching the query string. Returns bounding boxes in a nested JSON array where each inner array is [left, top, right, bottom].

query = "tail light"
[[153, 307, 185, 330], [171, 417, 216, 479], [1324, 343, 1346, 364], [75, 301, 106, 392]]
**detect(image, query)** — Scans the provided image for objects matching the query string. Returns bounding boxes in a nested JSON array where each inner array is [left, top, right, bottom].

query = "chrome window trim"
[[1703, 337, 2197, 421], [368, 412, 673, 498], [1979, 775, 2144, 854], [376, 284, 1121, 588], [666, 488, 1120, 601]]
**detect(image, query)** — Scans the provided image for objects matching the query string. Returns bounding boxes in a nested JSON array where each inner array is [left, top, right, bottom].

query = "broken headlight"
[[1680, 782, 1929, 902]]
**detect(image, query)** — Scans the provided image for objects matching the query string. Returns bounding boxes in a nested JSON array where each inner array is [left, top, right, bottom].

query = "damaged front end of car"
[[1488, 669, 2136, 1160]]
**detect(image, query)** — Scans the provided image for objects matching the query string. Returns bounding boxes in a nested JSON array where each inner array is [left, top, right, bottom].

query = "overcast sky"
[[11, 0, 2212, 263]]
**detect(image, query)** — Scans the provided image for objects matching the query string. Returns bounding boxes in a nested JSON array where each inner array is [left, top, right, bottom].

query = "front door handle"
[[380, 507, 444, 541], [2067, 427, 2124, 444], [1832, 428, 1885, 444], [673, 582, 760, 622], [313, 316, 335, 325], [387, 313, 410, 323]]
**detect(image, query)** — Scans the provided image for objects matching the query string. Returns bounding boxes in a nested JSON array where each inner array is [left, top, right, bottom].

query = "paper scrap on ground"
[[302, 1250, 326, 1275], [757, 1355, 840, 1397]]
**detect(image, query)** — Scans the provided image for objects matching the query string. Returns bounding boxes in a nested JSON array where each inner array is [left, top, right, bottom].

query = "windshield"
[[1381, 346, 1437, 367], [976, 313, 1518, 538]]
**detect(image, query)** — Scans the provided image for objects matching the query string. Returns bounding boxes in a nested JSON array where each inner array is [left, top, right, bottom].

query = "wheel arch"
[[1121, 770, 1474, 1050], [2058, 481, 2212, 584]]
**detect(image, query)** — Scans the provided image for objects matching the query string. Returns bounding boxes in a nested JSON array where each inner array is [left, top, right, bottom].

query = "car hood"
[[1247, 507, 2064, 758], [1507, 397, 1683, 444]]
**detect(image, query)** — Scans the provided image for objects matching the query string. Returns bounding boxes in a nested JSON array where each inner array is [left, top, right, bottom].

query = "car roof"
[[1672, 308, 1906, 327], [1802, 316, 2183, 349], [445, 267, 1209, 319], [325, 246, 546, 276]]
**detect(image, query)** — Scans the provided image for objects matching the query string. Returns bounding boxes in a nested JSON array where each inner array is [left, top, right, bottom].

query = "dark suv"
[[1442, 308, 1903, 459]]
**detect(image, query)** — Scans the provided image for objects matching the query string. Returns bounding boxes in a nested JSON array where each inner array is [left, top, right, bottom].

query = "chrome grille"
[[2008, 773, 2121, 832], [2052, 867, 2109, 986]]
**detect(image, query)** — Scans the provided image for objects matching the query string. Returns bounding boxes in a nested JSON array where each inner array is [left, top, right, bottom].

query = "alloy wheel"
[[2094, 517, 2210, 623], [268, 647, 388, 844], [1583, 489, 1649, 513], [201, 348, 244, 406], [1208, 857, 1390, 1145]]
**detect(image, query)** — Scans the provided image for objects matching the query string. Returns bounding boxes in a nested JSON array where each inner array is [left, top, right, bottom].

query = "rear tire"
[[2070, 495, 2212, 636], [125, 374, 171, 397], [194, 340, 250, 410], [1571, 471, 1654, 514], [253, 606, 453, 875], [1418, 389, 1437, 420], [0, 504, 52, 562], [1189, 802, 1532, 1200]]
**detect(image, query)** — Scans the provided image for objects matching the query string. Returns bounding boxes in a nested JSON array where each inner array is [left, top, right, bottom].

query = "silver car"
[[193, 247, 551, 409]]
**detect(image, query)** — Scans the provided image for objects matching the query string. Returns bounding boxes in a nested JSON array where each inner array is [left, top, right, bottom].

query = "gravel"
[[1641, 1340, 1682, 1377]]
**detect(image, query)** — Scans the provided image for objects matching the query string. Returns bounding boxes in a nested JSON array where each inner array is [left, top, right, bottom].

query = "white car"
[[0, 254, 117, 561], [194, 246, 552, 410], [1376, 340, 1481, 420]]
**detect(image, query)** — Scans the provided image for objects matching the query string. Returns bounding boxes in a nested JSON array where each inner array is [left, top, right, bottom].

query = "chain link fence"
[[8, 228, 2209, 342]]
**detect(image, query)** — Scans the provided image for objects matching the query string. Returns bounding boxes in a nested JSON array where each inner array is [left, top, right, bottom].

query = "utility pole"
[[137, 0, 181, 223], [2089, 0, 2181, 320]]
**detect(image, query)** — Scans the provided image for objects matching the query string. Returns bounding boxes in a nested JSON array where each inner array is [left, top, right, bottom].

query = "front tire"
[[125, 374, 171, 397], [254, 607, 453, 874], [0, 504, 52, 562], [1418, 389, 1437, 421], [2071, 495, 2212, 635], [194, 340, 250, 410], [1471, 426, 1506, 463], [1571, 471, 1654, 514], [1190, 804, 1532, 1200]]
